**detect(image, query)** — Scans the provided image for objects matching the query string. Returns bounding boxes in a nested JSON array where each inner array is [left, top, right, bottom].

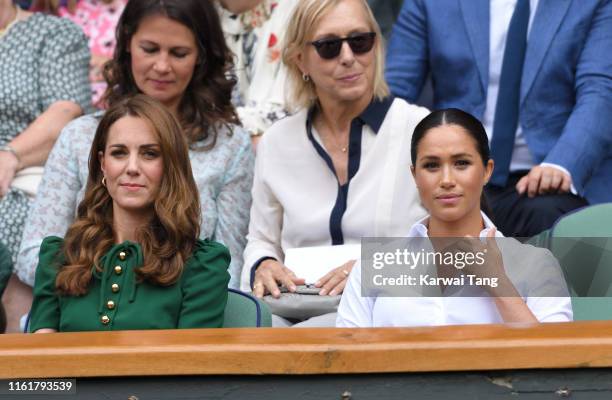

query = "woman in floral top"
[[217, 0, 299, 144], [32, 0, 127, 107]]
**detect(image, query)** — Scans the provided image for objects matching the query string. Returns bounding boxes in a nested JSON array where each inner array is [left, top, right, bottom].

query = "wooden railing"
[[2, 321, 612, 379]]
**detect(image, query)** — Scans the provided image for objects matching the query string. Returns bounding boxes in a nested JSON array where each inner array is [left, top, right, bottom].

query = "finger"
[[319, 273, 343, 296], [560, 174, 572, 193], [262, 274, 281, 298], [283, 267, 306, 286], [252, 280, 265, 298], [538, 171, 552, 194], [279, 272, 298, 293], [549, 172, 563, 192], [315, 270, 333, 288], [515, 176, 528, 195], [344, 260, 357, 270], [290, 276, 306, 286], [329, 277, 348, 296], [486, 227, 501, 250], [527, 170, 542, 198]]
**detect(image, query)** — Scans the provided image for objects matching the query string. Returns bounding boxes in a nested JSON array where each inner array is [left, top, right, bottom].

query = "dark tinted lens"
[[313, 39, 343, 59], [347, 33, 375, 54]]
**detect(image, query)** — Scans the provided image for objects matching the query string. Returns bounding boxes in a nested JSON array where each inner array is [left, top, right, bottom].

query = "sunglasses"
[[309, 32, 376, 60]]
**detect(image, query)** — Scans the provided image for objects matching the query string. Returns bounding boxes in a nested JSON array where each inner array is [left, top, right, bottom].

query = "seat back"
[[223, 289, 272, 327], [545, 204, 612, 320]]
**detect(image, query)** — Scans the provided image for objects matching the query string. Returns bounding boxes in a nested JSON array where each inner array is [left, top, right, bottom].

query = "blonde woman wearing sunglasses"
[[242, 0, 429, 326]]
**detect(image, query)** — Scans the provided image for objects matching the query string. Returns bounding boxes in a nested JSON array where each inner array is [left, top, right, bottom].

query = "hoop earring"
[[302, 73, 310, 82], [102, 176, 106, 187]]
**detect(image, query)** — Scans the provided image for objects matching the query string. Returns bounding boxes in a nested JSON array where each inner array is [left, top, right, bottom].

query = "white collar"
[[408, 211, 503, 238]]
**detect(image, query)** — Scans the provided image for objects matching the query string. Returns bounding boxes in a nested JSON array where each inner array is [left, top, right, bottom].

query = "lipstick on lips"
[[120, 183, 145, 192], [436, 193, 462, 205], [338, 73, 361, 83], [149, 79, 173, 89]]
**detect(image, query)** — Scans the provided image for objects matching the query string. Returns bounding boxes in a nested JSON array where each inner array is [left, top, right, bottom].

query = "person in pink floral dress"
[[32, 0, 127, 107]]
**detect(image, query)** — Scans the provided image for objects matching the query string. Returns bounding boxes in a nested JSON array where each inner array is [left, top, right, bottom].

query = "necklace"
[[327, 132, 348, 153], [321, 123, 348, 153], [0, 5, 20, 39]]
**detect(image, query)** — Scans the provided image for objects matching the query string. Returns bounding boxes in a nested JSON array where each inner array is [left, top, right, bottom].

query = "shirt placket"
[[100, 249, 129, 329]]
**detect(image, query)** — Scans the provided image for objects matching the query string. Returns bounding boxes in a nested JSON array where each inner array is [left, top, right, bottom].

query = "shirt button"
[[114, 265, 122, 275], [111, 283, 120, 293], [101, 315, 110, 325], [118, 251, 127, 261], [107, 300, 115, 310]]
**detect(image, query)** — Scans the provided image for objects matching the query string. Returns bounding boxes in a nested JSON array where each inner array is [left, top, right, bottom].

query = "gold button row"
[[114, 265, 122, 275], [101, 315, 110, 325], [118, 251, 127, 261], [112, 283, 120, 293]]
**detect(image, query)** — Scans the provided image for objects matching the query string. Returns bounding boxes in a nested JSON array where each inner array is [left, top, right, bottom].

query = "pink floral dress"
[[59, 0, 127, 107]]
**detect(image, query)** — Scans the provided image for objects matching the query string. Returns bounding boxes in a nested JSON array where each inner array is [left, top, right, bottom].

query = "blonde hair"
[[282, 0, 389, 111]]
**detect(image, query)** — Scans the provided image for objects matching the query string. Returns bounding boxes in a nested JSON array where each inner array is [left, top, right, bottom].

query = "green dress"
[[29, 237, 230, 332]]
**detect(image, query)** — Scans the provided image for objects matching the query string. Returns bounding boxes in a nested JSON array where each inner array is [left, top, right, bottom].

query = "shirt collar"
[[359, 96, 394, 133], [407, 211, 503, 238], [306, 96, 394, 135]]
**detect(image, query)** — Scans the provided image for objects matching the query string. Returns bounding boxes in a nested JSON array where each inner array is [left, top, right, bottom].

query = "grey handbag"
[[262, 284, 341, 320]]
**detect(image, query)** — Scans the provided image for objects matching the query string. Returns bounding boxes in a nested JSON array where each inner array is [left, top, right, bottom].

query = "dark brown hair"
[[102, 0, 240, 149], [57, 95, 201, 295]]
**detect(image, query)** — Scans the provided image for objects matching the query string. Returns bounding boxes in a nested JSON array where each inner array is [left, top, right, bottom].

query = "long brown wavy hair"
[[56, 95, 201, 296], [101, 0, 240, 150]]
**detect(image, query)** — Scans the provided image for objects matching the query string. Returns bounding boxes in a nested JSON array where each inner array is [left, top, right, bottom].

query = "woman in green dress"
[[29, 95, 230, 332]]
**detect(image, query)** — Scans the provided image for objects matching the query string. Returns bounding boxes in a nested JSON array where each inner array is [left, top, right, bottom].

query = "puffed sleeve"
[[28, 236, 65, 333], [39, 18, 91, 113], [178, 239, 231, 328]]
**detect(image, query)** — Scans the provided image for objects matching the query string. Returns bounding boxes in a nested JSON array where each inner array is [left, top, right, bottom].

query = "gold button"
[[101, 315, 110, 325], [118, 251, 127, 260], [111, 283, 120, 293], [107, 300, 115, 310], [114, 265, 122, 275]]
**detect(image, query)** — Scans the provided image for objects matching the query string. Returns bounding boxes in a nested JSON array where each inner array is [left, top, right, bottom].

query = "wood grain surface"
[[2, 321, 612, 378]]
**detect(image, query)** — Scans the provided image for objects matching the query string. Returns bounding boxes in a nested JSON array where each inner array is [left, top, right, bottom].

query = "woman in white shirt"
[[337, 108, 572, 327], [242, 0, 428, 325]]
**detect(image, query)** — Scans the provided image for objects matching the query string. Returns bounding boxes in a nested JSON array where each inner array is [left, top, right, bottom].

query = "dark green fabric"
[[0, 242, 12, 297], [29, 237, 230, 332], [528, 204, 612, 320]]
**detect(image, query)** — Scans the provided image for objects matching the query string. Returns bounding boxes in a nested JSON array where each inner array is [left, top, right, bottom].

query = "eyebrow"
[[313, 28, 371, 41], [108, 143, 160, 149], [138, 40, 193, 51], [418, 153, 475, 161]]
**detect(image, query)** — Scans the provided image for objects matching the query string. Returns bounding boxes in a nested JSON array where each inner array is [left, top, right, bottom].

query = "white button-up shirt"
[[241, 98, 429, 290], [336, 212, 573, 327]]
